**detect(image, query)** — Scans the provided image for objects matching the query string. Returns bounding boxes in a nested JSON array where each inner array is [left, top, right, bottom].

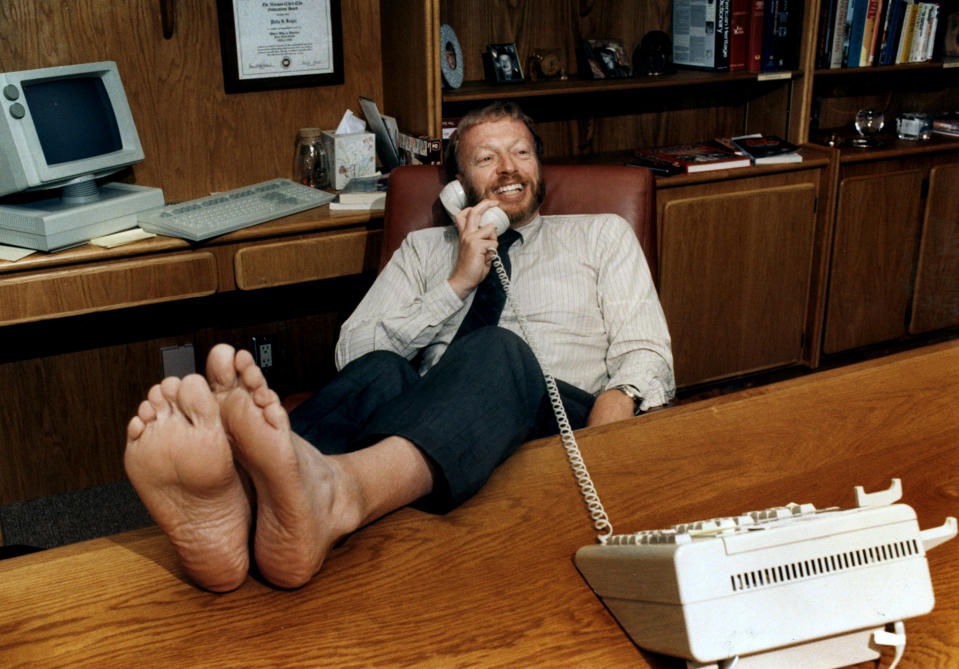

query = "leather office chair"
[[282, 164, 658, 414], [380, 164, 658, 282]]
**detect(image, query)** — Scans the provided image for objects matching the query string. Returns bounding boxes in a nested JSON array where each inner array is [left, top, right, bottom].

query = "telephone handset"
[[439, 180, 511, 236]]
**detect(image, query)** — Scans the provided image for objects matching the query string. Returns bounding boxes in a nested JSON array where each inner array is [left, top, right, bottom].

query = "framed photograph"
[[216, 0, 344, 94], [581, 39, 633, 79], [486, 43, 524, 83]]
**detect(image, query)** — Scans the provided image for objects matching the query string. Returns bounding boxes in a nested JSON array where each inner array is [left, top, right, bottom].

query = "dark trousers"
[[289, 327, 596, 512]]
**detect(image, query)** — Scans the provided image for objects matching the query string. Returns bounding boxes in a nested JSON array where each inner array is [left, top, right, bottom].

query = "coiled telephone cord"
[[490, 253, 614, 542]]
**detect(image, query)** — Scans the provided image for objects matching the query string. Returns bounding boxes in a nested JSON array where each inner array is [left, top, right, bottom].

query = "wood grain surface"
[[1, 341, 956, 668]]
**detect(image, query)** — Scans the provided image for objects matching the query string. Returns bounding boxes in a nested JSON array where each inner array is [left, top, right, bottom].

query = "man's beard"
[[464, 172, 545, 225]]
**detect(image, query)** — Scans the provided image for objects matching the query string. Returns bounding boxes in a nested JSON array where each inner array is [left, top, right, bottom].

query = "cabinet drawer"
[[234, 229, 377, 290], [0, 252, 217, 326]]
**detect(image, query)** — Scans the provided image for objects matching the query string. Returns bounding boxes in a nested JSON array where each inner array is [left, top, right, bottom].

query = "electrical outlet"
[[251, 336, 273, 369], [258, 342, 273, 368]]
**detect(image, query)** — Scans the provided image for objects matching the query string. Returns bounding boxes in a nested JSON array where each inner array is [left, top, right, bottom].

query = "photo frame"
[[216, 0, 344, 94], [581, 38, 633, 79], [486, 43, 525, 83]]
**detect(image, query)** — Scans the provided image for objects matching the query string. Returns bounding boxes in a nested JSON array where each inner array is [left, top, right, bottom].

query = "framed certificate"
[[216, 0, 343, 93]]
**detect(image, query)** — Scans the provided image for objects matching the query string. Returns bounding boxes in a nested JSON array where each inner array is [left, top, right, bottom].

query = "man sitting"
[[124, 101, 674, 592]]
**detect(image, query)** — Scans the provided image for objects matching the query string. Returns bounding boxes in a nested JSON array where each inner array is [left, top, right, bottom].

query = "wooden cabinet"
[[824, 169, 924, 353], [656, 164, 828, 387], [823, 143, 959, 354], [911, 162, 959, 334]]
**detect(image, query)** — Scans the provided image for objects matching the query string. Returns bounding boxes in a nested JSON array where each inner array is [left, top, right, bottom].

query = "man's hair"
[[443, 101, 544, 181]]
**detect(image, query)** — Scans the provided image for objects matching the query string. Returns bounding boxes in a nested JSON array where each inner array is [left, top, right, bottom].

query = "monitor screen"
[[24, 77, 123, 166], [0, 61, 144, 199]]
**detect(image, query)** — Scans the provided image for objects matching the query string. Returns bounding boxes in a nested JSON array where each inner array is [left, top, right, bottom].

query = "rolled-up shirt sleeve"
[[596, 216, 675, 410]]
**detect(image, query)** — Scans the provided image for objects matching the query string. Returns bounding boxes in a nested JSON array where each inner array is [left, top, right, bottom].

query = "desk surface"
[[0, 207, 381, 328], [2, 341, 957, 668]]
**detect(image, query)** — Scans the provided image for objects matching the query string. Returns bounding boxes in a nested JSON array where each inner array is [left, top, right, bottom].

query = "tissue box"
[[321, 131, 376, 189]]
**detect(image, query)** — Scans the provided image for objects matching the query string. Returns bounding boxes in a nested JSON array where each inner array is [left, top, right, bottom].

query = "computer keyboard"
[[137, 178, 336, 242]]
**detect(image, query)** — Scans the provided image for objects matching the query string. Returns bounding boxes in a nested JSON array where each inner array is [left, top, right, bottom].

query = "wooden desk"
[[2, 341, 957, 668], [0, 207, 382, 327]]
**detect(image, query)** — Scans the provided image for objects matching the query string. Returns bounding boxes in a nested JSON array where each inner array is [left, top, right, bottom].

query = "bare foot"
[[124, 375, 251, 592], [206, 344, 365, 589]]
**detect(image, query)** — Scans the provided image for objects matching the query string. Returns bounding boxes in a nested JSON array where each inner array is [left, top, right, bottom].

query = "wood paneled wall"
[[0, 0, 384, 202], [0, 0, 385, 505]]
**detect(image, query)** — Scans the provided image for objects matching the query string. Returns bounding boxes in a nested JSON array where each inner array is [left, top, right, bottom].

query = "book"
[[761, 0, 801, 71], [868, 0, 892, 64], [340, 173, 389, 193], [932, 113, 959, 135], [880, 0, 908, 64], [830, 0, 853, 67], [747, 0, 766, 72], [816, 0, 839, 68], [859, 0, 884, 66], [846, 0, 871, 66], [673, 0, 729, 69], [896, 2, 919, 62], [729, 0, 750, 70], [337, 192, 387, 206], [632, 143, 751, 173], [397, 132, 442, 166], [626, 155, 686, 176], [730, 134, 803, 164]]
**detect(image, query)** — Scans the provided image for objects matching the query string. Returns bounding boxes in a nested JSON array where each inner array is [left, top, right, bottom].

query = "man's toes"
[[234, 349, 266, 390], [261, 398, 290, 431], [159, 376, 183, 404], [206, 343, 239, 392], [136, 398, 158, 425], [176, 374, 222, 428], [127, 415, 147, 441], [147, 382, 176, 417]]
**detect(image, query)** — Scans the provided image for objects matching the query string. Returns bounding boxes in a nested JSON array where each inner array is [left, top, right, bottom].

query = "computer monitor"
[[0, 61, 163, 250]]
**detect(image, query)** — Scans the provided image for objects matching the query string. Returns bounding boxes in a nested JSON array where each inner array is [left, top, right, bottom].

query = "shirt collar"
[[511, 212, 543, 247]]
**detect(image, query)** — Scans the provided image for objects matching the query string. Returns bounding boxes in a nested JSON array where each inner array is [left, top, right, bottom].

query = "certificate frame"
[[216, 0, 344, 94]]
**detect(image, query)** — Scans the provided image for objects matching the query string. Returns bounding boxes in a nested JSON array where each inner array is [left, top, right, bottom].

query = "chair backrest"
[[380, 164, 658, 281]]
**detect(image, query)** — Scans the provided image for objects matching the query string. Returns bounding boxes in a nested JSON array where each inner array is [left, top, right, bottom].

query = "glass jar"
[[292, 128, 329, 188]]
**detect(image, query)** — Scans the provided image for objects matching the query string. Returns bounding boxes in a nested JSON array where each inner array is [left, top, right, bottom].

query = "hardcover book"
[[673, 0, 731, 70], [730, 0, 750, 70], [633, 143, 751, 173], [747, 0, 766, 71], [730, 134, 803, 164]]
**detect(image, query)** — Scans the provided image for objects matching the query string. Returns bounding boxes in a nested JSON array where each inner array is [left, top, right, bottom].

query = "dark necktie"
[[453, 227, 521, 340]]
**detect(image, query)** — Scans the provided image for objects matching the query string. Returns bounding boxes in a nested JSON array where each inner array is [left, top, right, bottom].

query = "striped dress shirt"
[[335, 213, 675, 410]]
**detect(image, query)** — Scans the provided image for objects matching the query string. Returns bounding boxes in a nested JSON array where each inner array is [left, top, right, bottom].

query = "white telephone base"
[[575, 479, 956, 668]]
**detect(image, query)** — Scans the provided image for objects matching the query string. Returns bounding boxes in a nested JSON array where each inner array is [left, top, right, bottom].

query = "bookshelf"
[[378, 0, 959, 386], [380, 0, 816, 152]]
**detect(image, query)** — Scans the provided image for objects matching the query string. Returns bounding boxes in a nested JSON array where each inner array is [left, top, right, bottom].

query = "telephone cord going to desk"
[[490, 253, 614, 542]]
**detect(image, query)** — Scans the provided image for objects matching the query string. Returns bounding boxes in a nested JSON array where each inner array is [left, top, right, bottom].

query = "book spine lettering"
[[859, 0, 881, 66], [747, 0, 765, 71], [716, 0, 731, 69], [831, 0, 852, 67], [730, 0, 750, 70], [897, 2, 917, 62]]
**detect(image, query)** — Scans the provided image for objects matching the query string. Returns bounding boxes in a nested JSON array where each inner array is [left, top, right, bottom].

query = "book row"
[[672, 0, 801, 72], [816, 0, 949, 69]]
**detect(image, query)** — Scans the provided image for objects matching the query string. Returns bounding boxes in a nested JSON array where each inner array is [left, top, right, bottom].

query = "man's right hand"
[[448, 199, 504, 299]]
